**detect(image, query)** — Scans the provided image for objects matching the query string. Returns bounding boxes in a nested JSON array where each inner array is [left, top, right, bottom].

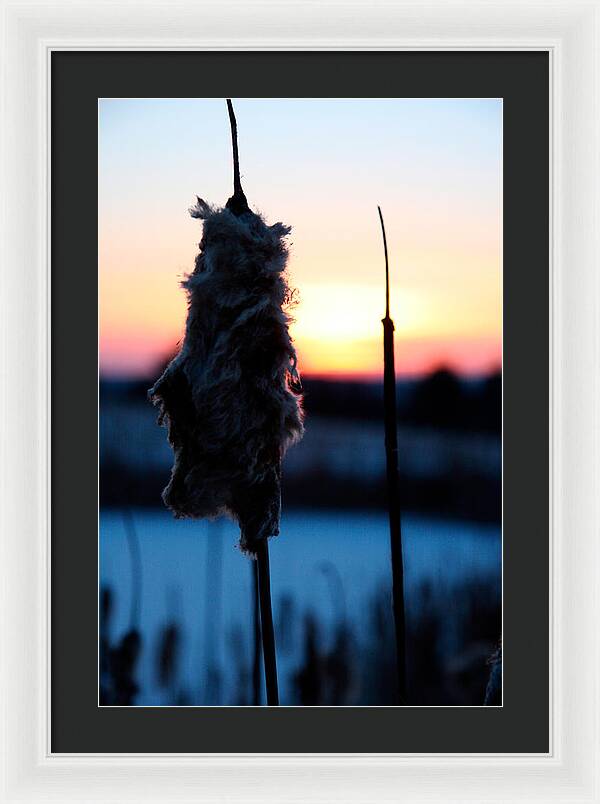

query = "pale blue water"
[[100, 508, 501, 705]]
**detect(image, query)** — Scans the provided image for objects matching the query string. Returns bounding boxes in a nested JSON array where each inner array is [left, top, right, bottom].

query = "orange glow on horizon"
[[100, 331, 501, 380], [100, 276, 501, 379], [99, 100, 501, 381]]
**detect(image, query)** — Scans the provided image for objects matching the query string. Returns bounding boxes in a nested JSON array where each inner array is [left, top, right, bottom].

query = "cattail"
[[149, 100, 303, 705], [378, 206, 408, 704]]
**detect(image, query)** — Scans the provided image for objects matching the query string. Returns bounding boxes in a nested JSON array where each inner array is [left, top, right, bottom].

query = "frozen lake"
[[100, 508, 501, 705]]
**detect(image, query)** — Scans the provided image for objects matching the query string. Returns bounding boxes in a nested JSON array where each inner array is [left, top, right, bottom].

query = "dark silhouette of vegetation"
[[156, 622, 180, 690], [99, 584, 142, 706], [101, 367, 501, 434], [484, 642, 502, 705], [294, 614, 322, 705], [99, 572, 500, 707], [301, 370, 501, 434]]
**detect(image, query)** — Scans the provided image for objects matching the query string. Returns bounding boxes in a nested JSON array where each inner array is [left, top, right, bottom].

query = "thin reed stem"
[[252, 561, 262, 706], [255, 540, 279, 706], [378, 206, 390, 319], [378, 206, 408, 705], [203, 520, 223, 704], [225, 99, 249, 215], [122, 507, 142, 631]]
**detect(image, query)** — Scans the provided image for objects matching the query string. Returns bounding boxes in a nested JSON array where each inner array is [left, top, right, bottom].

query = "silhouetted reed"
[[276, 593, 296, 655], [99, 586, 113, 704], [156, 622, 180, 690], [99, 583, 142, 706], [99, 509, 144, 705], [227, 624, 251, 706], [122, 507, 142, 629], [203, 521, 223, 704], [110, 629, 141, 705], [294, 613, 322, 705], [251, 561, 262, 705], [378, 206, 408, 703]]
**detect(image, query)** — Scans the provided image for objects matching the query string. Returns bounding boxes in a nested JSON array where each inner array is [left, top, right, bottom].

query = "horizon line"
[[99, 366, 501, 384]]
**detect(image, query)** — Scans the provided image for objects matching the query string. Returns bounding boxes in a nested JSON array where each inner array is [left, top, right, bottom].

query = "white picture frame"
[[1, 1, 598, 801]]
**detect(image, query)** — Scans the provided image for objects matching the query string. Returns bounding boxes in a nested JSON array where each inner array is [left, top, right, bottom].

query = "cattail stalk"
[[378, 206, 408, 704], [226, 99, 280, 706], [203, 520, 223, 703], [255, 540, 279, 705], [251, 561, 262, 705], [225, 99, 249, 216], [150, 98, 300, 707]]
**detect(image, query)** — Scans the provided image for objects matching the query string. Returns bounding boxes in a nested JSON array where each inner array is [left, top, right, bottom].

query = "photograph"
[[98, 97, 502, 708]]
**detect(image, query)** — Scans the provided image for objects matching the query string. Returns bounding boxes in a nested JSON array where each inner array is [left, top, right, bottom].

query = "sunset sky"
[[99, 98, 501, 379]]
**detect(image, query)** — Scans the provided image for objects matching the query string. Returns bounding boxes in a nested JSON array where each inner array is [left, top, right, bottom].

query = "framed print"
[[1, 1, 599, 802], [55, 50, 544, 752]]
